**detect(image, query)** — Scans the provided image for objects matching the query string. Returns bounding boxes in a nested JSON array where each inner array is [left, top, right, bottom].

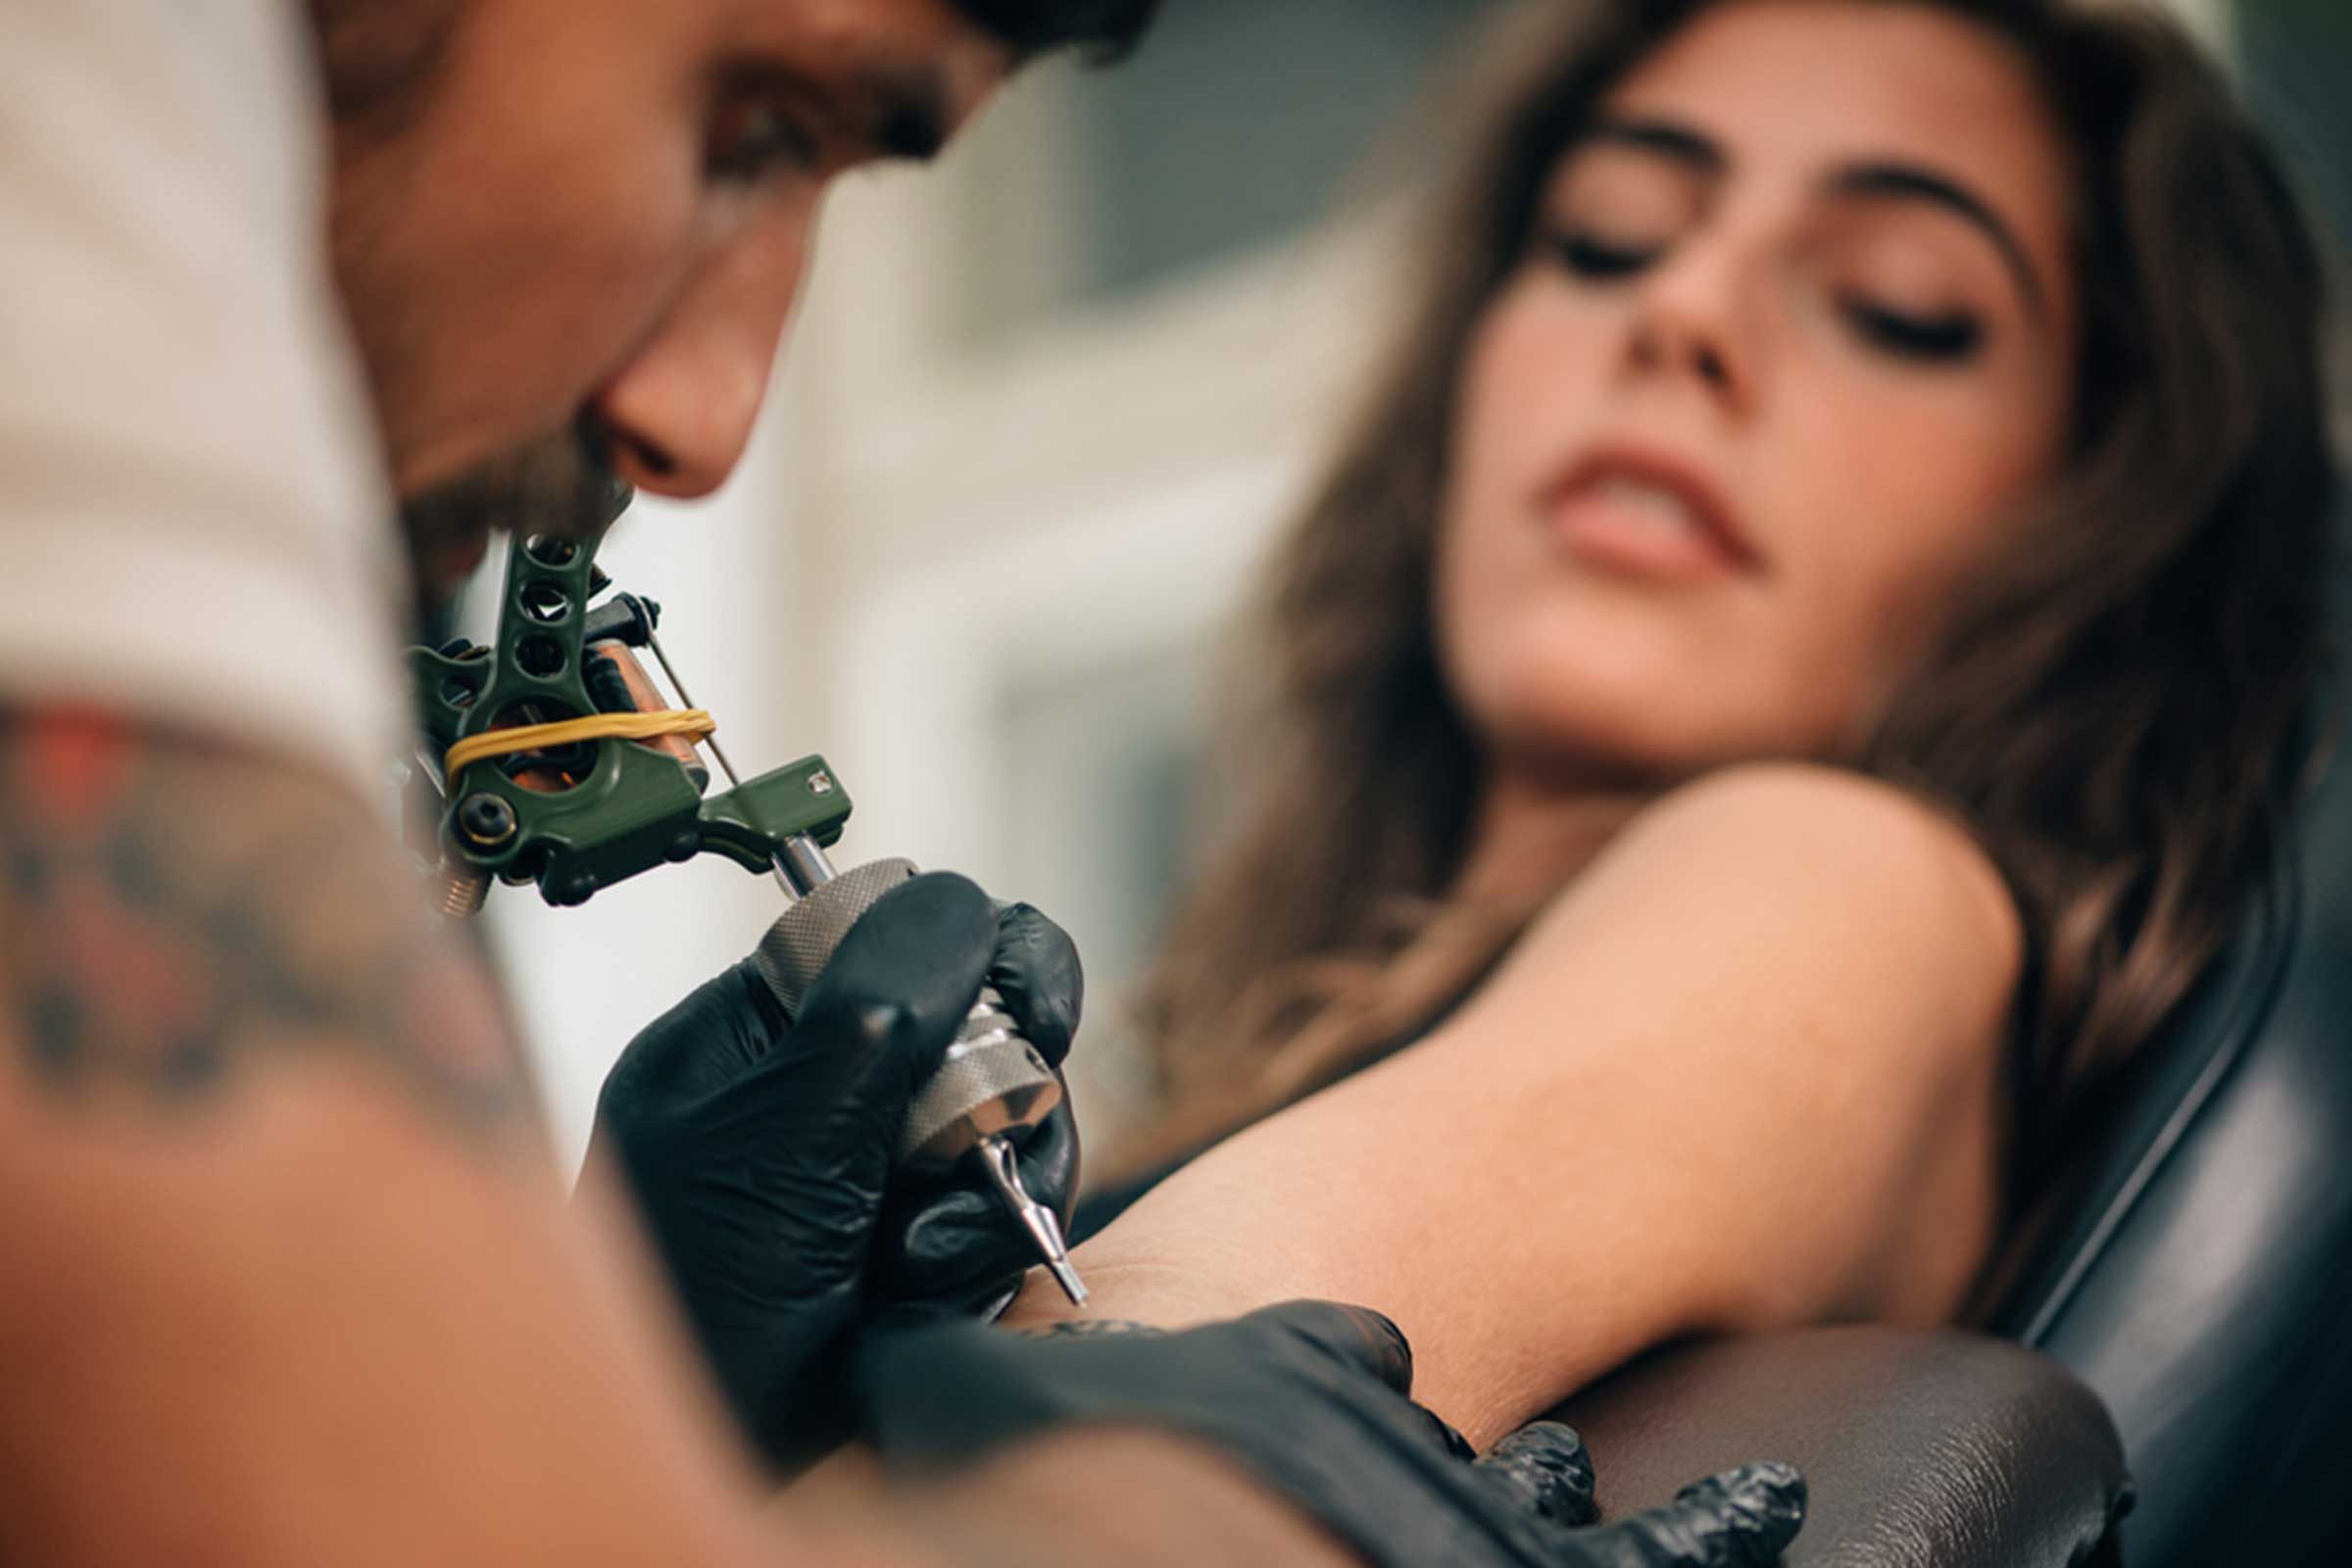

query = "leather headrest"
[[1981, 544, 2352, 1566]]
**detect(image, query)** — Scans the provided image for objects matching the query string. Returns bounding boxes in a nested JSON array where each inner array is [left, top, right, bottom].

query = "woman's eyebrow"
[[1571, 121, 2048, 318], [1829, 163, 2047, 316]]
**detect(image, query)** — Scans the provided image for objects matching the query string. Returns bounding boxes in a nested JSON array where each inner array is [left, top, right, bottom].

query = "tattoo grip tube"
[[750, 858, 1064, 1168]]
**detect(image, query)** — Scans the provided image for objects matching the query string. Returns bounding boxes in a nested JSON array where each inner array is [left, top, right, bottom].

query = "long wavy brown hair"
[[1123, 0, 2339, 1203]]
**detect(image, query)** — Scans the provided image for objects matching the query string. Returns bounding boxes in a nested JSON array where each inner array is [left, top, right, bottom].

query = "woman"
[[1003, 0, 2338, 1450]]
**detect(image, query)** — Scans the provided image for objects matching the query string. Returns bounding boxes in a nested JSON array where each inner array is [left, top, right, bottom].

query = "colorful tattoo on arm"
[[0, 708, 533, 1135]]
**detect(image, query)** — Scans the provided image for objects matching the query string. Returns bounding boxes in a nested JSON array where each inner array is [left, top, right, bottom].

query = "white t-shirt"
[[0, 0, 409, 797]]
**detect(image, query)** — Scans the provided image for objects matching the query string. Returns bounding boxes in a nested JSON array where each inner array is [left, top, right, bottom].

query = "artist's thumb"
[[785, 872, 998, 1105]]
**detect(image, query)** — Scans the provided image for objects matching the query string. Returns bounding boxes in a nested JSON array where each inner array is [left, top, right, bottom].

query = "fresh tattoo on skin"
[[0, 708, 534, 1135], [1014, 1319, 1165, 1342]]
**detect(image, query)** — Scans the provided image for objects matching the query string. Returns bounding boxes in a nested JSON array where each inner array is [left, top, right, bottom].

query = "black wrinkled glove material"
[[869, 1094, 1081, 1321], [589, 875, 1085, 1470], [866, 903, 1084, 1322], [854, 1301, 1805, 1568]]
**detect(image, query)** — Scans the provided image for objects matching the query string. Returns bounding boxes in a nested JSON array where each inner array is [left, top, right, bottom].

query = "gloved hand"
[[586, 874, 1084, 1471], [864, 901, 1084, 1322], [853, 1301, 1806, 1567]]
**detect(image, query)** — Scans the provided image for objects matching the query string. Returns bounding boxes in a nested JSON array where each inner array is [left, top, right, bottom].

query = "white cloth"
[[0, 0, 409, 797]]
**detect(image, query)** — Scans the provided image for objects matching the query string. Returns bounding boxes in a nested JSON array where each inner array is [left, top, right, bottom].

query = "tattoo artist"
[[0, 1, 1805, 1562]]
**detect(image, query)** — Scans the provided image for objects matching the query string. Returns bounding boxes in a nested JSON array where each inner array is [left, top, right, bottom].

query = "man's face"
[[320, 0, 1010, 586]]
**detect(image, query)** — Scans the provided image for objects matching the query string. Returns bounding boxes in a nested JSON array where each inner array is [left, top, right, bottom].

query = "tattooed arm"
[[0, 708, 805, 1561], [0, 710, 1375, 1567], [0, 710, 527, 1122]]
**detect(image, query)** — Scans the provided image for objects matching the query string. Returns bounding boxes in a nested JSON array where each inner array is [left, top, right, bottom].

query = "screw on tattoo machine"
[[404, 510, 1087, 1306]]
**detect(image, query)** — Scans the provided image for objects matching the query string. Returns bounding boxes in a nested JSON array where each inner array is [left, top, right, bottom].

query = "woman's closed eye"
[[1838, 293, 1985, 365], [1542, 225, 1668, 282], [1535, 213, 1992, 368]]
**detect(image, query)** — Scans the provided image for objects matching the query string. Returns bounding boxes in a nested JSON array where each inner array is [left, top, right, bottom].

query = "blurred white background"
[[478, 0, 2306, 1173]]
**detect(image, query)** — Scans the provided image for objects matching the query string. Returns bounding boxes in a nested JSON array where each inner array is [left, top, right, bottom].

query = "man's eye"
[[706, 99, 819, 184], [1840, 296, 1985, 365], [1542, 228, 1664, 282]]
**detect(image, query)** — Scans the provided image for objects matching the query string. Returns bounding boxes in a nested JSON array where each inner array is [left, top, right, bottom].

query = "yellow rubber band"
[[445, 710, 717, 779]]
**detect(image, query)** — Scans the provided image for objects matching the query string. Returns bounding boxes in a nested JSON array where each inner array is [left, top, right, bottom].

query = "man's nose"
[[593, 219, 810, 500]]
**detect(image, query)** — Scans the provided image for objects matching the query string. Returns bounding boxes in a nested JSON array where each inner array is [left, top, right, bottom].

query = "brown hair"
[[1124, 0, 2339, 1198]]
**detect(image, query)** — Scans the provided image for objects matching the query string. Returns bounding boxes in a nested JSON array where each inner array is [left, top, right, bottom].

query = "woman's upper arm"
[[1466, 764, 2025, 1325], [1051, 763, 2022, 1443]]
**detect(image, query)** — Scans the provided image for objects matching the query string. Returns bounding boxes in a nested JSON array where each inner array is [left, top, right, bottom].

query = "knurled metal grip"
[[751, 858, 1063, 1170]]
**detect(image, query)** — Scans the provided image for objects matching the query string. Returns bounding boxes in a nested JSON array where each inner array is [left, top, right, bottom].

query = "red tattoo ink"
[[21, 710, 137, 827]]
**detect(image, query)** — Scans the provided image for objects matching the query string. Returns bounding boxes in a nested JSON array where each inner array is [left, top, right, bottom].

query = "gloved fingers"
[[1470, 1422, 1599, 1531], [852, 1318, 1094, 1473], [867, 1100, 1083, 1318], [791, 872, 1000, 1097], [1232, 1301, 1487, 1466], [903, 1093, 1081, 1218], [595, 960, 787, 1120], [886, 1076, 1080, 1212], [1577, 1462, 1807, 1568], [987, 902, 1084, 1068], [1026, 1089, 1084, 1227], [1244, 1299, 1419, 1398], [862, 1292, 1016, 1338]]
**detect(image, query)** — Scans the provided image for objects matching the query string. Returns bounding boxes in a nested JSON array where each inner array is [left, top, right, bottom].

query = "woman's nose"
[[1623, 232, 1760, 419], [592, 219, 811, 500]]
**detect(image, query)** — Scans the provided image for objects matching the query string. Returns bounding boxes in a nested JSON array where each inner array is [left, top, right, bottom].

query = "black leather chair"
[[1556, 559, 2352, 1565]]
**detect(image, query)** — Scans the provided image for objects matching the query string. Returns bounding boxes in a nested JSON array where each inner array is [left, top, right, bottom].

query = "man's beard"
[[399, 421, 636, 604]]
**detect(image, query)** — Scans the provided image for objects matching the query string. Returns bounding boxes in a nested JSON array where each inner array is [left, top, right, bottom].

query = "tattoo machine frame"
[[408, 528, 1086, 1304]]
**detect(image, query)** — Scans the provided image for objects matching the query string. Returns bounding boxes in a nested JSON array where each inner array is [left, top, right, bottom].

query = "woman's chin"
[[1461, 669, 1788, 788]]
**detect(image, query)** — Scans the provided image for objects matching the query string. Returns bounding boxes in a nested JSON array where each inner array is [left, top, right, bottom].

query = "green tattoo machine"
[[407, 524, 1086, 1305]]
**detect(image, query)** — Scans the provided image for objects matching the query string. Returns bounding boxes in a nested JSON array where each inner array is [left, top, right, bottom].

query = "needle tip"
[[973, 1134, 1090, 1308], [1048, 1257, 1091, 1308]]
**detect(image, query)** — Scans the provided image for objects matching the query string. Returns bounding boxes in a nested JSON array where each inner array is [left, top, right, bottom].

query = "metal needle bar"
[[643, 627, 802, 900], [643, 626, 746, 786], [977, 1133, 1089, 1307]]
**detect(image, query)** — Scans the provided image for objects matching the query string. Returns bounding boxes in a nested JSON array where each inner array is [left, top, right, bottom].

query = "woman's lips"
[[1539, 447, 1760, 582]]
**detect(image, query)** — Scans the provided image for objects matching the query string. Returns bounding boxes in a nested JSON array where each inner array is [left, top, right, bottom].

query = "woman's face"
[[1435, 0, 2081, 785]]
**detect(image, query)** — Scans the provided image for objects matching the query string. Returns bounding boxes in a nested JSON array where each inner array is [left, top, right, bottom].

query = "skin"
[[330, 0, 1012, 584], [1445, 0, 2080, 893], [0, 2, 1359, 1562], [1005, 0, 2068, 1447]]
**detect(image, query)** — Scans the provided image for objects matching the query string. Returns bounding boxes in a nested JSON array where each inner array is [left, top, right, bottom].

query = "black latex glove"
[[586, 875, 1084, 1471], [853, 1301, 1806, 1568], [866, 901, 1084, 1320]]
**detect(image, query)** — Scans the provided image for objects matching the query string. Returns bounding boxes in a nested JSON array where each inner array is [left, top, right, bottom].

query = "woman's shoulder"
[[1509, 761, 2026, 1052], [1623, 761, 2018, 950], [1634, 759, 1993, 847]]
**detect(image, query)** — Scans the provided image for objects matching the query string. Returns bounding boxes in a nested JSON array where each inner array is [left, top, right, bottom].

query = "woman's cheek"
[[1765, 437, 2013, 747]]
